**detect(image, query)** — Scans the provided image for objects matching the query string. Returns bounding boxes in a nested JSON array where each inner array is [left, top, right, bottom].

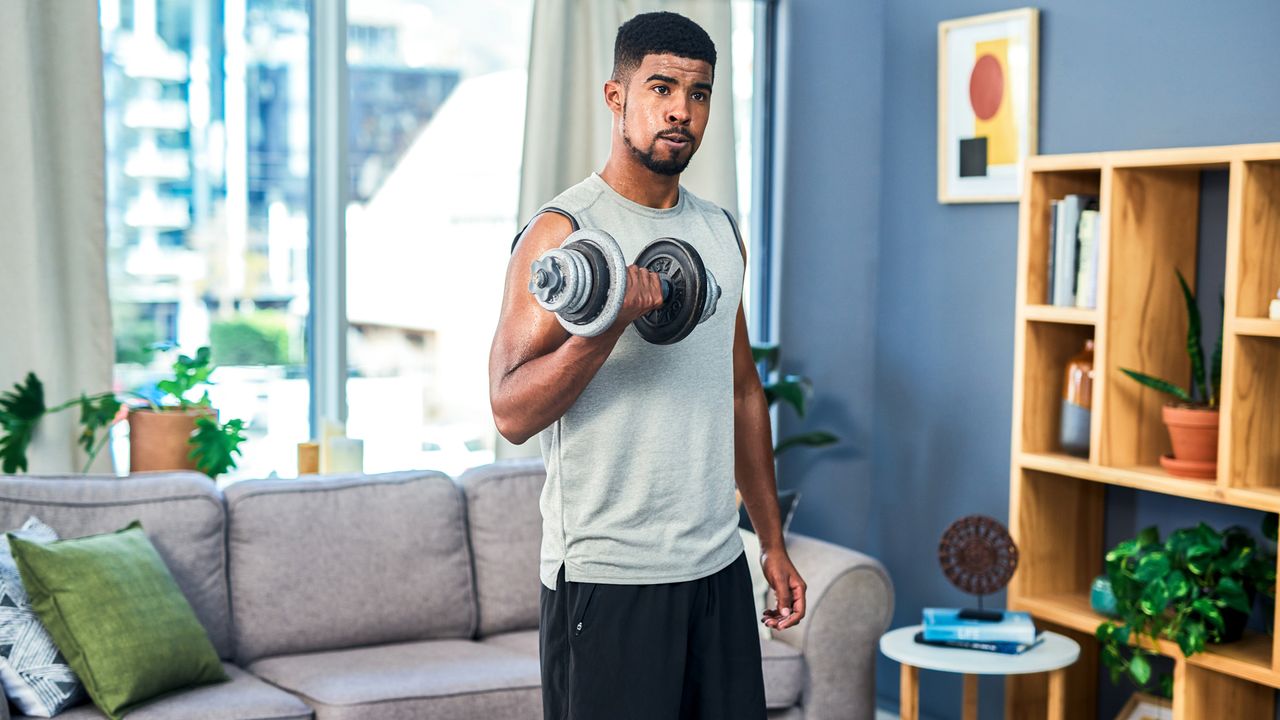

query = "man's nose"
[[666, 100, 691, 126]]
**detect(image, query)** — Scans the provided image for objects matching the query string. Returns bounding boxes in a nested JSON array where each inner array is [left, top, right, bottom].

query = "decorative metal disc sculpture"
[[938, 515, 1019, 610]]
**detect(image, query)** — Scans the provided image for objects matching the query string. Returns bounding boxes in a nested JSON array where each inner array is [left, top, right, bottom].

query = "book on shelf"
[[1075, 208, 1100, 309], [1047, 199, 1058, 304], [1046, 194, 1099, 307], [921, 607, 1038, 645], [913, 630, 1044, 655]]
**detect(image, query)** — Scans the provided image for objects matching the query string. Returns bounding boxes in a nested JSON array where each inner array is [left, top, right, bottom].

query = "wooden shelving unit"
[[1005, 142, 1280, 720]]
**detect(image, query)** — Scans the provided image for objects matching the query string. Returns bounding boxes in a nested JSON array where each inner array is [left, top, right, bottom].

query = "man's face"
[[615, 53, 713, 176]]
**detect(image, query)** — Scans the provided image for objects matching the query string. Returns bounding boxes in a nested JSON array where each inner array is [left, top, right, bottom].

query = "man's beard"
[[621, 98, 693, 176]]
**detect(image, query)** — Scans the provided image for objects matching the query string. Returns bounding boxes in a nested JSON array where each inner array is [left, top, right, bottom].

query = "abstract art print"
[[938, 8, 1039, 203]]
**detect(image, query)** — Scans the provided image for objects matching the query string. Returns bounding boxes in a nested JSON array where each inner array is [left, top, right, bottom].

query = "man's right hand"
[[610, 264, 666, 332]]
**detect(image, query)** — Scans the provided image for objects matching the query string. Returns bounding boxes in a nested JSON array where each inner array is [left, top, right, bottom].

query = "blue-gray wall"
[[773, 2, 1280, 718]]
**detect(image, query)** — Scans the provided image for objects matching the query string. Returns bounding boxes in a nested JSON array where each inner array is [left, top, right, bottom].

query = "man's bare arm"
[[489, 213, 663, 444]]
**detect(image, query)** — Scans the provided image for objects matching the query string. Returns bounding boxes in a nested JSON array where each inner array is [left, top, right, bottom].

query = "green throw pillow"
[[7, 520, 228, 719]]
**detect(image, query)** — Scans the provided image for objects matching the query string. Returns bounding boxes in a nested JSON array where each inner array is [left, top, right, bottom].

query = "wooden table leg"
[[899, 664, 919, 720], [1047, 667, 1066, 720], [962, 674, 978, 720]]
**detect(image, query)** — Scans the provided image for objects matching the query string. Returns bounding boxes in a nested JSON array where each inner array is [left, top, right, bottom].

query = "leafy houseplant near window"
[[733, 343, 840, 509], [0, 346, 247, 479], [1119, 269, 1222, 480], [1096, 517, 1277, 698]]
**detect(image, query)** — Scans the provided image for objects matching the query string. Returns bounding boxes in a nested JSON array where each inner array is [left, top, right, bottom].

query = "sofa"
[[0, 457, 893, 719]]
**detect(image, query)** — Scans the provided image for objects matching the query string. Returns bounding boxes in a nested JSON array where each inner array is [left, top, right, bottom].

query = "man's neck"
[[598, 158, 681, 209]]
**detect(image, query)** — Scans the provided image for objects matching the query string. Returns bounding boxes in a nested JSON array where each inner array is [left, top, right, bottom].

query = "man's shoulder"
[[680, 186, 737, 224], [542, 174, 605, 215]]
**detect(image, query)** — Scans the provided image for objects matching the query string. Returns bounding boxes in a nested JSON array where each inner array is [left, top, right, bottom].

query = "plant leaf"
[[1176, 269, 1208, 405], [1119, 368, 1192, 403], [1129, 651, 1152, 686], [750, 343, 779, 372], [764, 375, 811, 417], [774, 430, 839, 456], [1210, 291, 1223, 407], [1137, 526, 1161, 547], [76, 392, 122, 458], [188, 416, 247, 479], [0, 373, 47, 473]]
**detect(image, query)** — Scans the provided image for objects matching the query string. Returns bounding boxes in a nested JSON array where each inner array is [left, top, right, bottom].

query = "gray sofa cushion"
[[477, 627, 806, 709], [455, 458, 545, 637], [247, 639, 541, 720], [225, 471, 476, 665], [0, 473, 233, 659], [11, 663, 311, 719]]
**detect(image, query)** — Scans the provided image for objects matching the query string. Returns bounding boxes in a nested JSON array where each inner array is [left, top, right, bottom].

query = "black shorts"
[[539, 550, 768, 720]]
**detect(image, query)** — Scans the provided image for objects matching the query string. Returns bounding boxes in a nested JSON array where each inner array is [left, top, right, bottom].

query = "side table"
[[879, 625, 1080, 720]]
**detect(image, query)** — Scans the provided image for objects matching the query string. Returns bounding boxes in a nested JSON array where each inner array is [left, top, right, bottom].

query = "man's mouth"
[[658, 134, 691, 148]]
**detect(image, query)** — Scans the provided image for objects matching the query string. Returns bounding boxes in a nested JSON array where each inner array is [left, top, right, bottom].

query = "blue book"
[[914, 630, 1044, 655], [922, 608, 1037, 645]]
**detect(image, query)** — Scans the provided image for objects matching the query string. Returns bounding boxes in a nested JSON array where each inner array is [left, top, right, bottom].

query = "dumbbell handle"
[[660, 277, 671, 302]]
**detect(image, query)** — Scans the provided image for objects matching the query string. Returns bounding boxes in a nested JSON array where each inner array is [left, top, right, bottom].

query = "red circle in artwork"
[[969, 54, 1004, 120]]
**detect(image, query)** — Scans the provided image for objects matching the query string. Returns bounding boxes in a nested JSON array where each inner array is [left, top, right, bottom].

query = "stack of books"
[[915, 607, 1043, 655], [1047, 193, 1101, 309]]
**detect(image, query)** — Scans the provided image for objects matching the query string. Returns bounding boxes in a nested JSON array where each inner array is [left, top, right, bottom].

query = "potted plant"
[[1096, 517, 1276, 698], [734, 343, 840, 508], [0, 345, 247, 480], [1119, 269, 1222, 480]]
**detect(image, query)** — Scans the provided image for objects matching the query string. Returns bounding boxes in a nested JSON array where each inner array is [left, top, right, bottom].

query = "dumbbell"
[[528, 228, 721, 344]]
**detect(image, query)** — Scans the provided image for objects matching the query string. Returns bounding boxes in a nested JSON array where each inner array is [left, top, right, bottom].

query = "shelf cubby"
[[1020, 321, 1096, 459], [1010, 143, 1280, 718], [1024, 168, 1102, 308], [1099, 165, 1203, 473], [1226, 335, 1280, 491], [1234, 160, 1280, 321]]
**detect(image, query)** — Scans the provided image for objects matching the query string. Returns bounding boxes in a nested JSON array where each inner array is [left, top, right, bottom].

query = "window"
[[342, 0, 531, 476], [102, 0, 311, 484]]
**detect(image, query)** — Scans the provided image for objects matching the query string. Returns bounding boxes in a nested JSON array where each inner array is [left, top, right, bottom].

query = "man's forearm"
[[493, 327, 624, 444], [735, 379, 784, 553]]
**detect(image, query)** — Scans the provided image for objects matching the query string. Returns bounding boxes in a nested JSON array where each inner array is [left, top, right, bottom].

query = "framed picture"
[[1115, 692, 1172, 720], [937, 7, 1039, 203]]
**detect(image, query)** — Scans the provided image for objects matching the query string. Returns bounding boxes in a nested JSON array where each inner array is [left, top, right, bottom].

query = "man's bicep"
[[491, 212, 575, 380]]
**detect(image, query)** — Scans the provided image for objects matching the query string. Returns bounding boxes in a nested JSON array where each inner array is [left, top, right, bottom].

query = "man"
[[488, 11, 806, 719]]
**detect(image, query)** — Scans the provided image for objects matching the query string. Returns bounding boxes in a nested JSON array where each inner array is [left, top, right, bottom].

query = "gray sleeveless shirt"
[[512, 172, 747, 590]]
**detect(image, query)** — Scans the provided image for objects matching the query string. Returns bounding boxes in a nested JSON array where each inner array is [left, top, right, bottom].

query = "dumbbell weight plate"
[[633, 238, 708, 345], [554, 228, 628, 338]]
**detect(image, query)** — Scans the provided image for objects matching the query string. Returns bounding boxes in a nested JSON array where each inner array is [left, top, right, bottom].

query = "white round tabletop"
[[879, 625, 1080, 676]]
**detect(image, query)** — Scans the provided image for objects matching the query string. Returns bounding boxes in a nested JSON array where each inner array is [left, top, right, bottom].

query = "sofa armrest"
[[766, 532, 893, 720]]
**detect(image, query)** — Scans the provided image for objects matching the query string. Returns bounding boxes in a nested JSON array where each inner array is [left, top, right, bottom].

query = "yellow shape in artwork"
[[973, 37, 1016, 166]]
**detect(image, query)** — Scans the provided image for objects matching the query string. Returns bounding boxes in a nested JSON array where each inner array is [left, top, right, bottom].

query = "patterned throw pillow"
[[0, 517, 86, 717]]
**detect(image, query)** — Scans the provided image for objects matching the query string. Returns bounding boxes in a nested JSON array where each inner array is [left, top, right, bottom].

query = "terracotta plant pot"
[[1159, 404, 1219, 480], [128, 406, 216, 474]]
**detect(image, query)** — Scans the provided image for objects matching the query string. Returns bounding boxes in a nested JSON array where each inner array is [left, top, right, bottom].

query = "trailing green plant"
[[1119, 269, 1223, 408], [1096, 517, 1277, 698], [751, 343, 839, 456], [0, 373, 124, 474], [0, 345, 247, 479]]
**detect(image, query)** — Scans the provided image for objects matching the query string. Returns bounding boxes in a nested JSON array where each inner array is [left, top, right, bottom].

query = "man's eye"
[[654, 85, 668, 94], [693, 92, 707, 101]]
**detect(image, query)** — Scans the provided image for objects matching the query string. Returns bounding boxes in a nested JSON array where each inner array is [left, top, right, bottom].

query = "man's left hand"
[[760, 548, 806, 630]]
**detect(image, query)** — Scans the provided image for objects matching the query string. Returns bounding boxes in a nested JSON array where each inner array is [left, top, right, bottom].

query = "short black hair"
[[612, 11, 716, 86]]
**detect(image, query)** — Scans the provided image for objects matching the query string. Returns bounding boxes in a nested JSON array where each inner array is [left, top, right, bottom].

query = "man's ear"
[[603, 79, 624, 115]]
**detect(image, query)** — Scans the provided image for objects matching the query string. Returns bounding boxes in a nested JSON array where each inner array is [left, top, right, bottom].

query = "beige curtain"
[[0, 1, 115, 474], [500, 0, 739, 459]]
